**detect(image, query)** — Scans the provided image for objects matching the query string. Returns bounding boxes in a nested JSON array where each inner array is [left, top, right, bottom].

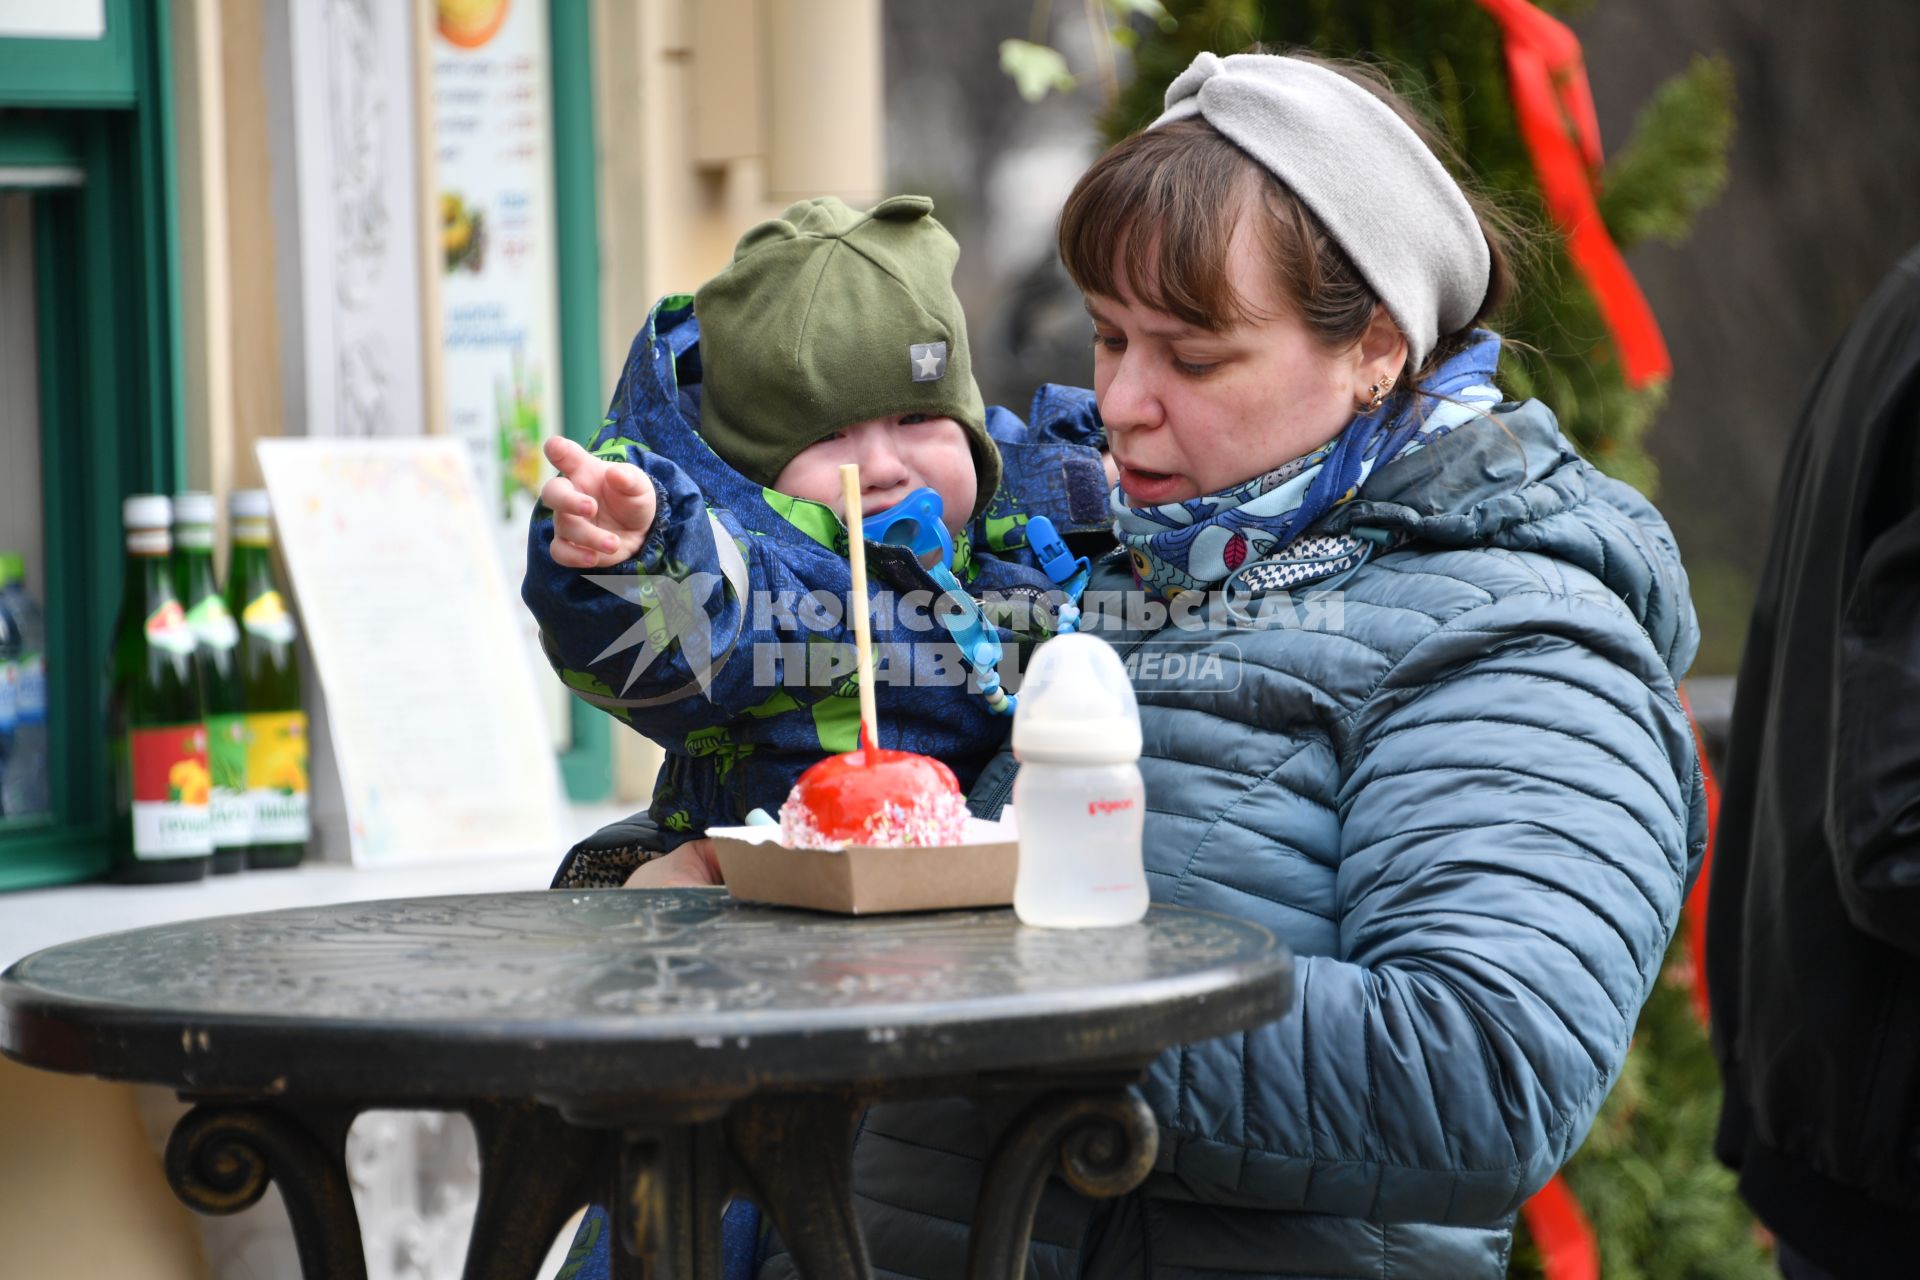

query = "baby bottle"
[[1011, 632, 1149, 927]]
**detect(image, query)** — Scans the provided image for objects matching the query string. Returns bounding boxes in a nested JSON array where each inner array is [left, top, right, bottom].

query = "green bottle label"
[[186, 595, 240, 651], [207, 713, 253, 849]]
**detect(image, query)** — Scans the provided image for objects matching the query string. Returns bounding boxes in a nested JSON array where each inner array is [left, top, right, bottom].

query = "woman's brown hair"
[[1057, 51, 1524, 394]]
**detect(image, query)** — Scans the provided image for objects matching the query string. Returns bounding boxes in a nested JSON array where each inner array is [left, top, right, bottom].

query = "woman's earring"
[[1366, 375, 1395, 411]]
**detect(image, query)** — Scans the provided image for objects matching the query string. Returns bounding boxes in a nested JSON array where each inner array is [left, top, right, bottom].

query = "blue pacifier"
[[1024, 515, 1081, 584], [1024, 514, 1091, 633], [862, 487, 954, 571]]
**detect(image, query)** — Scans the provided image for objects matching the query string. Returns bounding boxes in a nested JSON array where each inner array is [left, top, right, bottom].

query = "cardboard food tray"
[[709, 816, 1018, 915]]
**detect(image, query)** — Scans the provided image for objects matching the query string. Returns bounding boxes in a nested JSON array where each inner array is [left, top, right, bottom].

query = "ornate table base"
[[160, 1078, 1160, 1280], [8, 895, 1284, 1277]]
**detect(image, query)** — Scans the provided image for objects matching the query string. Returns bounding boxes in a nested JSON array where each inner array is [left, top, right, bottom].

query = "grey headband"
[[1152, 52, 1489, 369]]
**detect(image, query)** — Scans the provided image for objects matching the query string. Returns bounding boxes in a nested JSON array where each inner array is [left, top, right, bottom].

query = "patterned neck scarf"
[[1113, 332, 1504, 598]]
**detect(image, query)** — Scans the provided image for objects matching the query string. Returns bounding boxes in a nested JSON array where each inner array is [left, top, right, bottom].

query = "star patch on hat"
[[910, 341, 948, 382]]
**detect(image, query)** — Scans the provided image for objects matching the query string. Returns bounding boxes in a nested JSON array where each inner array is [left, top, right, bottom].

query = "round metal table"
[[0, 888, 1291, 1279]]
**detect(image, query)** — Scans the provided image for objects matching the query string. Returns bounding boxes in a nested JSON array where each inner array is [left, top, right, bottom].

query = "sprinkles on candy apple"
[[778, 723, 970, 849]]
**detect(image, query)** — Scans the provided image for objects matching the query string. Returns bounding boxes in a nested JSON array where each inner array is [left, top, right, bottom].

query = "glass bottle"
[[228, 490, 310, 869], [0, 551, 51, 819], [0, 562, 16, 817], [108, 495, 212, 881], [173, 493, 248, 873]]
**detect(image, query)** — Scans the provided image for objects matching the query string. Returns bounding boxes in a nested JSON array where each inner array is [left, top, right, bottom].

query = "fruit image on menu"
[[436, 0, 508, 48]]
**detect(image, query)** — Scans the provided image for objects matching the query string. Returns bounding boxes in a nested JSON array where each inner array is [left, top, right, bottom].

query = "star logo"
[[910, 341, 947, 382]]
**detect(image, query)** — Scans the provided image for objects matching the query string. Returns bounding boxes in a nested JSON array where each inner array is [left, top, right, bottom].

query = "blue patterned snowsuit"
[[522, 297, 1111, 841]]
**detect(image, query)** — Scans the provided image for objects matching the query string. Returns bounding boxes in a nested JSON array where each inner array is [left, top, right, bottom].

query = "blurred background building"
[[1, 0, 1917, 1276], [888, 0, 1920, 679]]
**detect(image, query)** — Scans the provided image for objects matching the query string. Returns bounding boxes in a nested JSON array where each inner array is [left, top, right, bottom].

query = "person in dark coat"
[[1707, 245, 1920, 1280]]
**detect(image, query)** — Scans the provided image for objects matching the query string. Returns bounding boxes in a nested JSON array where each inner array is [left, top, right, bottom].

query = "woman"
[[765, 50, 1698, 1278], [613, 49, 1702, 1279]]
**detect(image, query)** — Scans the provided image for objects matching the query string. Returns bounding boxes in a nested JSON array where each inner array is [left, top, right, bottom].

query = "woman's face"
[[1089, 225, 1396, 505]]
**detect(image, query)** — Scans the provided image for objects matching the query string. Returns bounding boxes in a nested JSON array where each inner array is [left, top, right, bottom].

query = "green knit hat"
[[693, 195, 999, 519]]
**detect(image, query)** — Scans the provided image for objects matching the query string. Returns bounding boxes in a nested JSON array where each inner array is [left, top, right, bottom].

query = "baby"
[[523, 195, 1111, 882]]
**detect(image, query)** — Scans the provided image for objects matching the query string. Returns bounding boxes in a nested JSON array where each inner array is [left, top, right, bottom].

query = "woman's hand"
[[541, 436, 657, 569], [622, 838, 723, 887]]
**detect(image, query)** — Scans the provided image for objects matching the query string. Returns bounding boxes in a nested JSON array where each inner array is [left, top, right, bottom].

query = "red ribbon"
[[1679, 687, 1720, 1029], [1522, 1172, 1602, 1280], [1474, 0, 1672, 387]]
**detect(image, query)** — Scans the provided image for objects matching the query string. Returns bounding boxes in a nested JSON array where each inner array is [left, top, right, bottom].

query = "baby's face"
[[772, 413, 977, 535]]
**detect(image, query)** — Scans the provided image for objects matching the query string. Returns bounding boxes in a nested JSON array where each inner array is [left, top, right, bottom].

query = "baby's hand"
[[623, 839, 724, 888], [541, 436, 657, 569]]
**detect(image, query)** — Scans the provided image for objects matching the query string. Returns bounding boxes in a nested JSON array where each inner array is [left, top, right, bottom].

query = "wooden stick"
[[840, 463, 881, 756]]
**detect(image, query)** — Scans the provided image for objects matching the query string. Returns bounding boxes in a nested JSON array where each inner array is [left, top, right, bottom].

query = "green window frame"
[[0, 0, 136, 108], [0, 0, 184, 890], [2, 3, 610, 888], [550, 0, 614, 802]]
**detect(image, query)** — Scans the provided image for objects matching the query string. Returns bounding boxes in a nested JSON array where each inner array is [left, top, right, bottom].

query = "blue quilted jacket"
[[762, 400, 1706, 1278]]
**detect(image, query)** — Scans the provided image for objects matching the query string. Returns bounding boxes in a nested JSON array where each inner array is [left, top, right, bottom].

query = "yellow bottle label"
[[245, 710, 311, 843], [242, 590, 298, 644]]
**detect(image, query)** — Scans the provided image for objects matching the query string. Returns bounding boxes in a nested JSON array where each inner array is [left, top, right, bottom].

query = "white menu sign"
[[257, 437, 566, 866]]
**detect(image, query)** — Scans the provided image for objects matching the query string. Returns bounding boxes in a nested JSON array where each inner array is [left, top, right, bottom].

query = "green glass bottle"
[[227, 490, 310, 869], [173, 492, 248, 874], [108, 495, 211, 882]]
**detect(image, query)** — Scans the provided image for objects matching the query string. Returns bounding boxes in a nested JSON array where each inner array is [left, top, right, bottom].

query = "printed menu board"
[[432, 0, 569, 748], [257, 437, 566, 866]]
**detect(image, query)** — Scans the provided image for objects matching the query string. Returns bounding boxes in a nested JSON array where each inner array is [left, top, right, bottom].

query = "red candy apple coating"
[[778, 746, 970, 848]]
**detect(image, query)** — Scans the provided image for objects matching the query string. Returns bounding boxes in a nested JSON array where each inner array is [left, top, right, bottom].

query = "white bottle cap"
[[230, 489, 272, 519], [1011, 632, 1142, 764], [173, 491, 216, 526], [122, 494, 172, 529]]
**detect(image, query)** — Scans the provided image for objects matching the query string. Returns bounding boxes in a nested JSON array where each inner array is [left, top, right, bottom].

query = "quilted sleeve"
[[1142, 591, 1704, 1224], [975, 383, 1107, 452], [521, 441, 836, 733]]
